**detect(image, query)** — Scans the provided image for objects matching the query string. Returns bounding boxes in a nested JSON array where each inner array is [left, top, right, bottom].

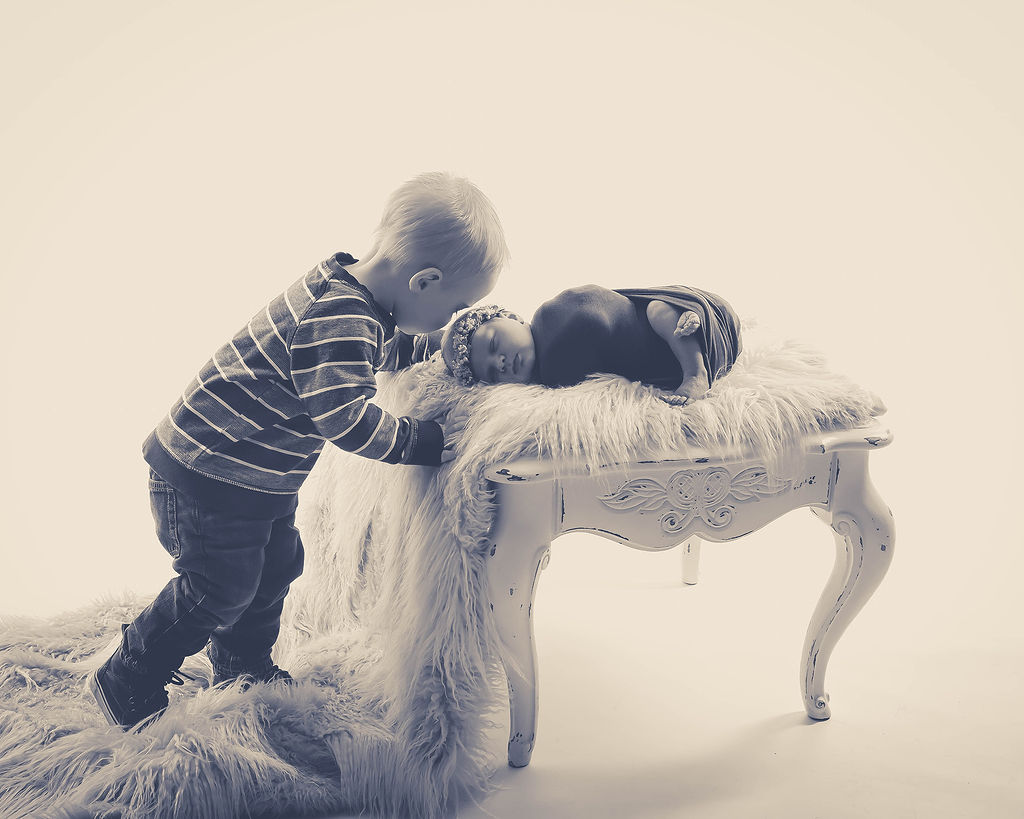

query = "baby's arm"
[[645, 300, 710, 403]]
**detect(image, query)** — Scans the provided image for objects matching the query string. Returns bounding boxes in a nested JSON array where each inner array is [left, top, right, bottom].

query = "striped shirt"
[[144, 252, 443, 516]]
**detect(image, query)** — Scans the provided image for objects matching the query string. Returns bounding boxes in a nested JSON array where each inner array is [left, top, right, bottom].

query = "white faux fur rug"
[[0, 337, 884, 819]]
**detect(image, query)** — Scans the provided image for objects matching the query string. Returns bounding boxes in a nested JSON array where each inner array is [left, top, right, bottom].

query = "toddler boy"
[[88, 172, 508, 729]]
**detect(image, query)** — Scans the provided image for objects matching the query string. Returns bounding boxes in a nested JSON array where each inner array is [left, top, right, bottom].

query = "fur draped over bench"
[[0, 336, 883, 818]]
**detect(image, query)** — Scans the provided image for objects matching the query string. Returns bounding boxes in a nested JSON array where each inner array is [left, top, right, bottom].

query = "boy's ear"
[[409, 267, 443, 292]]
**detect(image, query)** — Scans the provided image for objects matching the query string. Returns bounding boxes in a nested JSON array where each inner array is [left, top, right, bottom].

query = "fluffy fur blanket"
[[0, 337, 883, 819]]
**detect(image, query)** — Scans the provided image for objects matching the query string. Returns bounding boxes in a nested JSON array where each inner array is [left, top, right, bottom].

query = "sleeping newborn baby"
[[437, 284, 743, 404]]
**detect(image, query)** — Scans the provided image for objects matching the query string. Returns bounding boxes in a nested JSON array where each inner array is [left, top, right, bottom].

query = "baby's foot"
[[674, 311, 701, 337], [675, 372, 710, 403]]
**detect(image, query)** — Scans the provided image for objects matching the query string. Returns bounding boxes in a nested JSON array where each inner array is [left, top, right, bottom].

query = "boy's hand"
[[440, 406, 471, 464]]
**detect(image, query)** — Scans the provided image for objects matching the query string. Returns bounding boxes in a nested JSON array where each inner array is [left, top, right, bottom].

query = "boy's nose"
[[497, 354, 507, 373]]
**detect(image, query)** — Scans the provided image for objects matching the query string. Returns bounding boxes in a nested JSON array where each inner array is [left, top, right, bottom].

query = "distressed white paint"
[[682, 537, 702, 586], [485, 422, 895, 767]]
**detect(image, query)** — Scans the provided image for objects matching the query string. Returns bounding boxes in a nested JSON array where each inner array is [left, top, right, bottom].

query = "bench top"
[[485, 420, 892, 484]]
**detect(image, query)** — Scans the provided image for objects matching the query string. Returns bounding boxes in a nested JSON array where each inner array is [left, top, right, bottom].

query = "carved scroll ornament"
[[598, 466, 791, 534]]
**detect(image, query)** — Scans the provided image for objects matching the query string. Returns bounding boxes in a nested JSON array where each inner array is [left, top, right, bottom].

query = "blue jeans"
[[120, 470, 304, 680]]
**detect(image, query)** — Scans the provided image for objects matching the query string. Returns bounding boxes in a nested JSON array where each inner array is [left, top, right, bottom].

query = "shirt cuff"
[[401, 418, 444, 466]]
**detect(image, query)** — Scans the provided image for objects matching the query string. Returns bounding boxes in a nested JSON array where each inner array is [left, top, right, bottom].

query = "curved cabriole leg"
[[491, 543, 550, 767], [487, 482, 556, 768], [803, 450, 894, 719]]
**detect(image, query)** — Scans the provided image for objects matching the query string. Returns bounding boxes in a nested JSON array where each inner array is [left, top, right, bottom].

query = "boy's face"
[[469, 317, 536, 384], [397, 268, 497, 334]]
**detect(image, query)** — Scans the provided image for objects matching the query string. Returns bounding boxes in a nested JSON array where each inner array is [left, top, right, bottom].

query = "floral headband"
[[442, 305, 525, 386]]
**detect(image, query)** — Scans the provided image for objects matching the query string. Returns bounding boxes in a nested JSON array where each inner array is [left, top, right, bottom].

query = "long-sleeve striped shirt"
[[144, 252, 443, 516]]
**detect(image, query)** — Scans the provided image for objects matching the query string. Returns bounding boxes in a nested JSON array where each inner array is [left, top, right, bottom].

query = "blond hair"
[[371, 171, 509, 281]]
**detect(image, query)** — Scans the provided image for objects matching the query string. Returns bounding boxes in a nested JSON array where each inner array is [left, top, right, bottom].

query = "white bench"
[[484, 421, 895, 767]]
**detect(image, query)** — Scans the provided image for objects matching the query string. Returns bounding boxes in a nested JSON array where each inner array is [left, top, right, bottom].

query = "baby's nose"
[[497, 354, 507, 372]]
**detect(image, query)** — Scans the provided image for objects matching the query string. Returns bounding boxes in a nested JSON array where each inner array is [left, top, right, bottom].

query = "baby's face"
[[469, 317, 536, 384]]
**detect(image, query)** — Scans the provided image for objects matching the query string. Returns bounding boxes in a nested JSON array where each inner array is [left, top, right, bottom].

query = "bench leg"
[[487, 481, 557, 768], [804, 451, 895, 719], [682, 536, 702, 585], [488, 540, 550, 767]]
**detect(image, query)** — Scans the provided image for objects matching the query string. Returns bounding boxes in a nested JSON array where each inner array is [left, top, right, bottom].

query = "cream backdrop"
[[1, 1, 1022, 814]]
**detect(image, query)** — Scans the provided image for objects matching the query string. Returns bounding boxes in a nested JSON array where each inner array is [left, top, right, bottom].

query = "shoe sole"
[[86, 668, 126, 729], [86, 670, 167, 732]]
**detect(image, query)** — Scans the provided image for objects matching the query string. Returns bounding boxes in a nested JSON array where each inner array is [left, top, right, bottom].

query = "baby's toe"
[[674, 311, 701, 337], [659, 392, 690, 407]]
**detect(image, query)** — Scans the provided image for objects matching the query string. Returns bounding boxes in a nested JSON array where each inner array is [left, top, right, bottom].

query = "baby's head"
[[371, 172, 510, 333], [441, 306, 537, 386]]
